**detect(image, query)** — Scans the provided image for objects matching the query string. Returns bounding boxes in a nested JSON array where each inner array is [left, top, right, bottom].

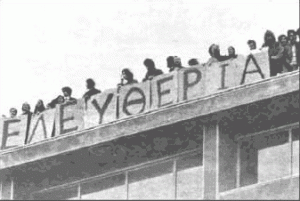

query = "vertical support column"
[[218, 124, 237, 192], [125, 171, 129, 200], [173, 160, 177, 200], [289, 128, 293, 176], [77, 183, 81, 199], [288, 128, 294, 196], [0, 170, 14, 200], [203, 122, 219, 200], [236, 141, 241, 188], [0, 177, 2, 200]]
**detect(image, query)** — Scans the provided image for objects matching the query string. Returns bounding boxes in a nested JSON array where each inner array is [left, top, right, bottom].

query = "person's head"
[[173, 56, 182, 67], [143, 58, 155, 71], [36, 99, 44, 107], [167, 56, 175, 68], [208, 44, 215, 56], [34, 99, 45, 114], [57, 95, 65, 104], [247, 40, 257, 50], [9, 108, 17, 118], [62, 86, 72, 97], [188, 58, 199, 66], [278, 34, 288, 46], [287, 29, 296, 43], [122, 68, 134, 81], [86, 78, 95, 90], [36, 99, 45, 109], [264, 30, 276, 46], [228, 46, 236, 57], [22, 102, 31, 114], [208, 44, 220, 58]]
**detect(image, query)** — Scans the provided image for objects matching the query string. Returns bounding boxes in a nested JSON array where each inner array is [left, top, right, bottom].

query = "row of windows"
[[28, 125, 299, 199], [32, 151, 203, 200]]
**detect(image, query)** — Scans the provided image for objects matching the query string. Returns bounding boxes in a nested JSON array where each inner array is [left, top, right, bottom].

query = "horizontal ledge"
[[0, 71, 299, 169], [219, 175, 299, 197]]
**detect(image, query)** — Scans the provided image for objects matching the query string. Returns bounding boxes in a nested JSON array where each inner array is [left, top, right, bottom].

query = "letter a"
[[240, 54, 265, 84]]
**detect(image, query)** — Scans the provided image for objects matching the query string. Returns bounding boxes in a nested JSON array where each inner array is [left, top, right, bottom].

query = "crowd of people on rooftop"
[[3, 28, 300, 119]]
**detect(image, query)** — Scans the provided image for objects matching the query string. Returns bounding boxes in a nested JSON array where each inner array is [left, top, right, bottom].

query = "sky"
[[0, 0, 299, 116]]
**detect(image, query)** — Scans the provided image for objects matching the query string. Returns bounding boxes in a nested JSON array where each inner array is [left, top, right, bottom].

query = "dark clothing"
[[224, 55, 238, 61], [47, 98, 60, 109], [268, 42, 284, 76], [218, 55, 231, 61], [262, 30, 285, 76], [290, 42, 300, 70], [142, 69, 163, 82], [47, 95, 65, 109], [282, 44, 293, 72], [206, 55, 228, 66], [297, 42, 300, 68], [83, 88, 101, 102], [33, 106, 45, 115], [169, 66, 184, 72]]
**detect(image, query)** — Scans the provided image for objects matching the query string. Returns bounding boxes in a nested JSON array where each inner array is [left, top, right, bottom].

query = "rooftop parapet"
[[0, 51, 273, 152]]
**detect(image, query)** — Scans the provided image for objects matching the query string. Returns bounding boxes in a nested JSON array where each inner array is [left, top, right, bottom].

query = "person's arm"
[[219, 55, 229, 62], [286, 46, 293, 63], [82, 91, 88, 98], [47, 99, 56, 109], [156, 69, 163, 75], [67, 97, 77, 104], [297, 42, 300, 63], [142, 73, 149, 82], [33, 106, 38, 115], [271, 44, 284, 60]]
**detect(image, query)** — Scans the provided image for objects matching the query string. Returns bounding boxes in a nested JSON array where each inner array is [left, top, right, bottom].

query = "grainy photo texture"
[[0, 0, 299, 200]]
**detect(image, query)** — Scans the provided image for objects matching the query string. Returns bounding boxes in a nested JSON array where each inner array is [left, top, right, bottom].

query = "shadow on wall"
[[0, 50, 279, 151]]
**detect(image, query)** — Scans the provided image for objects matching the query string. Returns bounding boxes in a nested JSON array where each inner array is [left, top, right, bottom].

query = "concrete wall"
[[0, 70, 299, 200], [2, 121, 299, 200], [1, 71, 298, 170], [219, 176, 299, 200]]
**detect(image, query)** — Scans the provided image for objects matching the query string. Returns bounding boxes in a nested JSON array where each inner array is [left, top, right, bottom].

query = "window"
[[292, 128, 299, 176], [239, 129, 292, 187], [239, 138, 258, 187], [176, 151, 203, 200], [128, 161, 174, 199], [256, 131, 290, 183], [32, 185, 78, 200], [30, 149, 204, 200], [81, 173, 126, 200]]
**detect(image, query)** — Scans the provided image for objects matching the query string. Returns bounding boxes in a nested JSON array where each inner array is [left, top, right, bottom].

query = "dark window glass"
[[81, 174, 126, 199], [240, 139, 258, 187], [128, 160, 174, 199], [292, 128, 299, 141], [32, 185, 78, 200], [240, 130, 291, 186], [176, 151, 203, 199]]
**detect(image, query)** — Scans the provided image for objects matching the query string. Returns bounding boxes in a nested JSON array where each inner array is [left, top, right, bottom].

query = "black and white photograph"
[[0, 0, 299, 199]]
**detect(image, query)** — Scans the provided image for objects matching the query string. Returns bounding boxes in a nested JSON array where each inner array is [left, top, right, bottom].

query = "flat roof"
[[0, 71, 299, 170]]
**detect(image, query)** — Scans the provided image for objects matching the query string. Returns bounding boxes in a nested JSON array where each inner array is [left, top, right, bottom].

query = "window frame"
[[30, 147, 203, 200], [236, 122, 299, 188]]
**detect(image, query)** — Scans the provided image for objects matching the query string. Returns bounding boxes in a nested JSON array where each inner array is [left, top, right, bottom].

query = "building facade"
[[0, 53, 299, 199]]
